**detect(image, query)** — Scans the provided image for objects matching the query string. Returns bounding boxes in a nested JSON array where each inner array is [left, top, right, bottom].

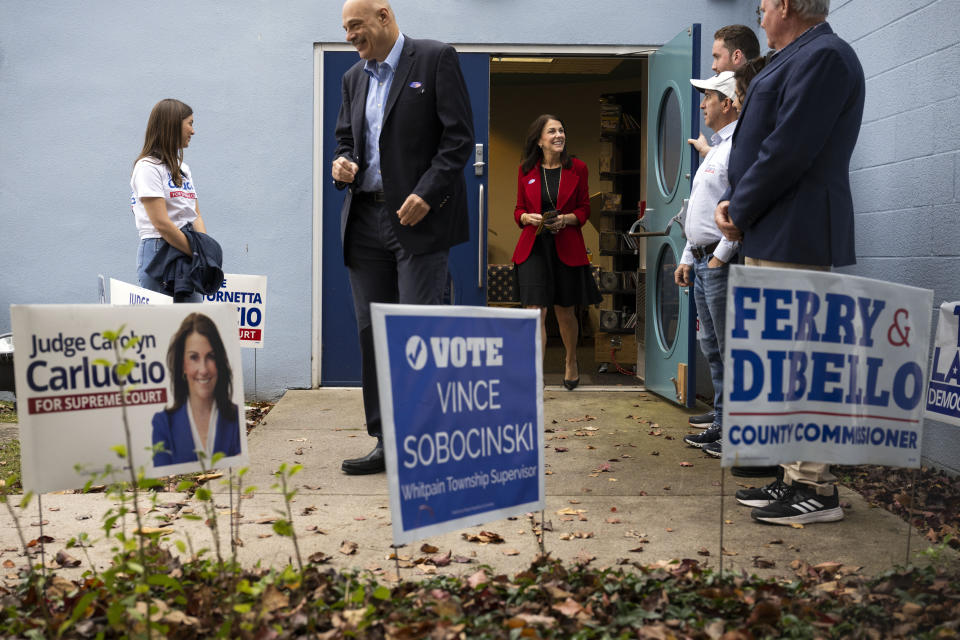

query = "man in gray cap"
[[675, 70, 740, 459]]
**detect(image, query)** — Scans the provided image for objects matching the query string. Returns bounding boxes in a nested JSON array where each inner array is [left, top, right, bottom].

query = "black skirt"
[[515, 233, 602, 308]]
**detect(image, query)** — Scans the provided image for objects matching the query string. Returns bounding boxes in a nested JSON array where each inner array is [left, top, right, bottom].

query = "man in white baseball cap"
[[676, 69, 740, 460]]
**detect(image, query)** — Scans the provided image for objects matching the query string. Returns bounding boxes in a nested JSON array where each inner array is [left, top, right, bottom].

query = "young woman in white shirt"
[[130, 98, 206, 298]]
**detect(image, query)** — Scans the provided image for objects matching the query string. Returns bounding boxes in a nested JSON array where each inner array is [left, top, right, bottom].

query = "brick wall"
[[831, 0, 960, 473]]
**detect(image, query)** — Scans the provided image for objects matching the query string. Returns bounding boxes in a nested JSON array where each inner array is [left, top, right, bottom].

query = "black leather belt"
[[690, 241, 719, 260], [355, 190, 386, 203]]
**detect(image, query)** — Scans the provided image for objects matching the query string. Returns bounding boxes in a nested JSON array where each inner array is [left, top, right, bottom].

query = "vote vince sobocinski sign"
[[371, 304, 545, 546]]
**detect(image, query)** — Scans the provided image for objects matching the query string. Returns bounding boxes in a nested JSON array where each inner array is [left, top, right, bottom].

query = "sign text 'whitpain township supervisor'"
[[722, 266, 933, 468], [926, 301, 960, 427], [372, 304, 544, 546]]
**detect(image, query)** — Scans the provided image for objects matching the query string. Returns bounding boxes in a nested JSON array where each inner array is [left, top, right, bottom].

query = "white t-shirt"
[[130, 158, 199, 239]]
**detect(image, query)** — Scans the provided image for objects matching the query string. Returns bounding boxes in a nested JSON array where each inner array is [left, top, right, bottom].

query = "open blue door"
[[320, 50, 489, 386], [642, 26, 700, 407]]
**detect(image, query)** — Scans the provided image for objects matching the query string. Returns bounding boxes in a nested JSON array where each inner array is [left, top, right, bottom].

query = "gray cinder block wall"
[[831, 0, 960, 474]]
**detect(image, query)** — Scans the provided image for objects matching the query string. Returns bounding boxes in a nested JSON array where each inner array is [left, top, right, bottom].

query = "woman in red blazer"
[[512, 114, 601, 390]]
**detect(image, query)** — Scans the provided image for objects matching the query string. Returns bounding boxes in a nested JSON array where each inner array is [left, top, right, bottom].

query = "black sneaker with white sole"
[[703, 439, 722, 457], [735, 477, 789, 507], [750, 485, 844, 525], [683, 425, 721, 448], [688, 411, 715, 426]]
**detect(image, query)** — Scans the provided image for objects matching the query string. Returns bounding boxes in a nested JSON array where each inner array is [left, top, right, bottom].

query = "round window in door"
[[656, 243, 680, 352], [656, 87, 683, 198]]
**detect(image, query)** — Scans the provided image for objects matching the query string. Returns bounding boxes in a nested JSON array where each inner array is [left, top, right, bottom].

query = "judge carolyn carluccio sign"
[[11, 303, 248, 493], [371, 304, 544, 546], [722, 266, 933, 469]]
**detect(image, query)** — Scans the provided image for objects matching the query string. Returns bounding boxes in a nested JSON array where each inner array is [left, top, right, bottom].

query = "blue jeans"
[[692, 255, 730, 428], [136, 237, 201, 302]]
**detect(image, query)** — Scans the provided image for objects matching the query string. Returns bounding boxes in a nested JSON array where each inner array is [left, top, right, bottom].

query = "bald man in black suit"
[[332, 0, 474, 474]]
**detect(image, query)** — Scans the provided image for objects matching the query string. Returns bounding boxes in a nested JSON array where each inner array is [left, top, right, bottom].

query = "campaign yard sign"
[[203, 274, 267, 348], [371, 304, 544, 546], [926, 301, 960, 427], [722, 266, 933, 469], [11, 303, 248, 493], [109, 278, 173, 305]]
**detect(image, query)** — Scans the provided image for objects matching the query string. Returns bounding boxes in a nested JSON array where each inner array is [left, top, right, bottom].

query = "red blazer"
[[511, 157, 591, 266]]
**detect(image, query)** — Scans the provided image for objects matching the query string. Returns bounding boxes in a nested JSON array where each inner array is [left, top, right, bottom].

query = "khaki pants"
[[744, 257, 836, 496]]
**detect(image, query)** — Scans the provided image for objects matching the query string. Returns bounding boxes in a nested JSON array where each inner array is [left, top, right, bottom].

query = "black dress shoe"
[[562, 377, 580, 391], [731, 465, 780, 478], [341, 440, 385, 475]]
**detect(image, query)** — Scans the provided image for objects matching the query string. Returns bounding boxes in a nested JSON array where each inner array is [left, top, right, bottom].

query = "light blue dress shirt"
[[358, 33, 405, 192]]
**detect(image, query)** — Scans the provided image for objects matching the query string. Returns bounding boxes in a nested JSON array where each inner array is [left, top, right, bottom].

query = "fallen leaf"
[[55, 550, 81, 567], [134, 527, 173, 536], [512, 613, 557, 628], [502, 548, 520, 556], [553, 597, 583, 617], [679, 462, 694, 467], [308, 551, 331, 564], [420, 543, 439, 554], [339, 540, 358, 555], [467, 570, 487, 588], [462, 531, 504, 544], [697, 547, 710, 556], [606, 517, 622, 524], [554, 447, 569, 453]]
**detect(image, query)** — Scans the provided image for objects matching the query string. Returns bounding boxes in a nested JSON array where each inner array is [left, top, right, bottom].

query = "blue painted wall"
[[828, 0, 960, 473]]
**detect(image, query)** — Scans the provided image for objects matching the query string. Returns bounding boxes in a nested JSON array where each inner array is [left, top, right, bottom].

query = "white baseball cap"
[[690, 70, 736, 100]]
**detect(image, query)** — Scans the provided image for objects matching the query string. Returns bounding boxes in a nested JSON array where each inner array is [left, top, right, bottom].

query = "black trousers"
[[345, 197, 449, 438]]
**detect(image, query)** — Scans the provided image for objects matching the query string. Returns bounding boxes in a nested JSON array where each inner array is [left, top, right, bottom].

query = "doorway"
[[486, 55, 649, 388], [313, 37, 706, 401]]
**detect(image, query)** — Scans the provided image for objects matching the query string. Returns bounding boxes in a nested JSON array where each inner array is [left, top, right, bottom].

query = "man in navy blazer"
[[715, 0, 865, 526], [332, 0, 474, 475], [716, 0, 864, 267]]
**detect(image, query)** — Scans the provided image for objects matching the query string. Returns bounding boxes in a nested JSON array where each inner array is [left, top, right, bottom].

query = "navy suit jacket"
[[152, 403, 241, 467], [725, 23, 865, 267], [334, 36, 475, 259]]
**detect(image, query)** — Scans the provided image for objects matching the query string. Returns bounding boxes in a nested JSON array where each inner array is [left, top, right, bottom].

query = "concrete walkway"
[[0, 389, 940, 583]]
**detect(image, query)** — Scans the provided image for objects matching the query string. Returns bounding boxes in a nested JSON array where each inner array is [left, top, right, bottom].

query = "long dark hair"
[[521, 114, 573, 174], [734, 56, 768, 104], [165, 313, 234, 415], [134, 98, 192, 187]]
